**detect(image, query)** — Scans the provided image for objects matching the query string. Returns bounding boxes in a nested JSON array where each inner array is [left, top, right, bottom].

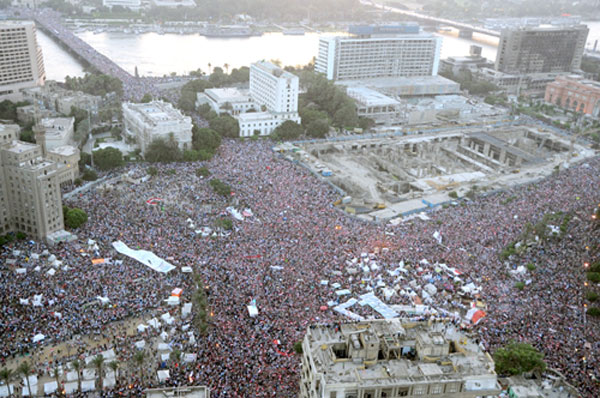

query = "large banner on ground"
[[112, 241, 176, 273]]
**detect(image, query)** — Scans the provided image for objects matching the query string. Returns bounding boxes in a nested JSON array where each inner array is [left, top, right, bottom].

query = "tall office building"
[[249, 61, 299, 114], [495, 25, 588, 74], [0, 124, 71, 241], [0, 21, 46, 101], [315, 24, 441, 81]]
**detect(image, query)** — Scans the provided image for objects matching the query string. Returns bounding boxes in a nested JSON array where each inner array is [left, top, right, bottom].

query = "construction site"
[[281, 122, 596, 221]]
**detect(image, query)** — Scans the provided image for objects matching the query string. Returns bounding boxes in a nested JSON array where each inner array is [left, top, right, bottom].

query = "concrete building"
[[122, 100, 193, 154], [0, 124, 72, 240], [145, 386, 209, 398], [440, 46, 492, 75], [0, 21, 45, 101], [346, 86, 402, 125], [299, 320, 501, 398], [102, 0, 141, 10], [338, 76, 460, 98], [545, 75, 600, 116], [250, 61, 299, 114], [315, 24, 441, 81], [45, 145, 80, 186], [22, 80, 101, 116], [150, 0, 196, 7], [495, 25, 588, 74], [39, 117, 75, 150], [196, 88, 256, 115], [237, 111, 300, 137], [475, 68, 564, 96]]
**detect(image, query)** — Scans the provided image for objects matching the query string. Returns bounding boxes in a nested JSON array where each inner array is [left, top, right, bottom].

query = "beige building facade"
[[300, 320, 501, 398], [0, 123, 76, 240]]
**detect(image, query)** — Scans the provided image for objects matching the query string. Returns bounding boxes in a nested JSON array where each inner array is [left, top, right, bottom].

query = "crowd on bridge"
[[0, 140, 599, 397]]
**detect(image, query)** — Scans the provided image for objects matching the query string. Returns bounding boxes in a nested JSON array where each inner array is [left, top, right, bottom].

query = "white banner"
[[112, 241, 175, 273]]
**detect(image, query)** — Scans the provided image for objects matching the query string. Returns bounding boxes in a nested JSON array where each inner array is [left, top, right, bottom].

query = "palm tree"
[[17, 362, 33, 398], [0, 368, 14, 398], [207, 62, 212, 74], [133, 351, 145, 384], [108, 361, 119, 386], [169, 349, 181, 365], [53, 368, 63, 397], [71, 360, 82, 394], [92, 355, 105, 392], [224, 63, 229, 74]]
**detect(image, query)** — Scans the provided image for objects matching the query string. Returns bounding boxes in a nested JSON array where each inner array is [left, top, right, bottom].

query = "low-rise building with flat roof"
[[346, 86, 402, 125], [40, 117, 75, 150], [237, 111, 300, 137], [300, 319, 501, 398], [122, 100, 193, 154], [196, 87, 256, 115]]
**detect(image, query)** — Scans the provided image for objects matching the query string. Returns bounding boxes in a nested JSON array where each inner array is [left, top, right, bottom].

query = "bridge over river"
[[19, 8, 158, 100]]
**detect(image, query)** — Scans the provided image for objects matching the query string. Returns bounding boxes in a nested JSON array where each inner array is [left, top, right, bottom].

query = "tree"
[[293, 341, 303, 354], [272, 120, 303, 141], [65, 208, 88, 229], [147, 166, 158, 176], [178, 79, 213, 112], [196, 167, 210, 177], [53, 368, 63, 397], [92, 355, 105, 391], [306, 119, 329, 138], [0, 368, 14, 398], [17, 362, 33, 398], [493, 342, 547, 376], [64, 73, 123, 97], [333, 105, 359, 128], [108, 361, 119, 386], [71, 360, 82, 394], [19, 128, 35, 143], [92, 147, 124, 171], [82, 169, 98, 181], [209, 178, 232, 196], [192, 127, 221, 152], [169, 349, 182, 365], [209, 115, 239, 138], [144, 137, 182, 163], [140, 93, 152, 103], [183, 149, 201, 161], [133, 351, 145, 384]]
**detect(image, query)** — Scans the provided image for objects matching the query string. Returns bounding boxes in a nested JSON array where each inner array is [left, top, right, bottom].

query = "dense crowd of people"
[[0, 140, 599, 397]]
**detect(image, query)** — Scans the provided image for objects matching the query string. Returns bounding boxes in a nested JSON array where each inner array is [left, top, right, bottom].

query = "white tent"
[[66, 371, 78, 382], [82, 369, 96, 380], [157, 370, 170, 382], [137, 324, 149, 333], [16, 268, 26, 274], [81, 380, 95, 392], [157, 343, 171, 351], [182, 303, 192, 318], [161, 312, 175, 325], [0, 385, 15, 398], [165, 296, 180, 306], [44, 381, 58, 395], [184, 353, 197, 363], [181, 266, 193, 273], [148, 318, 161, 329], [64, 382, 78, 395], [32, 333, 45, 343], [135, 340, 146, 349], [247, 305, 258, 318]]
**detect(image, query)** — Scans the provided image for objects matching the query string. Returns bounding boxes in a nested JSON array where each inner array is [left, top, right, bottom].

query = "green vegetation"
[[196, 167, 211, 177], [140, 93, 153, 103], [63, 207, 88, 229], [192, 126, 221, 157], [526, 263, 536, 272], [209, 178, 232, 197], [514, 282, 525, 290], [493, 342, 546, 376], [587, 272, 600, 283], [209, 115, 240, 138], [92, 147, 124, 171], [440, 70, 499, 96], [587, 307, 600, 317], [178, 67, 250, 112], [586, 292, 598, 302], [193, 274, 210, 335], [147, 167, 158, 176], [0, 99, 28, 121], [144, 136, 182, 163], [448, 191, 458, 199], [293, 341, 303, 354], [64, 73, 123, 97], [0, 231, 27, 247], [215, 218, 233, 230], [272, 120, 304, 141], [82, 169, 98, 181]]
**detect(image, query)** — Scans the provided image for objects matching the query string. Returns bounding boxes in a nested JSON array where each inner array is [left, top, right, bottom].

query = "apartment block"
[[0, 21, 45, 101], [315, 25, 441, 81], [300, 320, 501, 398], [495, 25, 588, 74], [0, 124, 68, 240]]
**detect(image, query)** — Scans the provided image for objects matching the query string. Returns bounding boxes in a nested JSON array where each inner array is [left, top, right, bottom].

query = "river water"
[[38, 22, 600, 82]]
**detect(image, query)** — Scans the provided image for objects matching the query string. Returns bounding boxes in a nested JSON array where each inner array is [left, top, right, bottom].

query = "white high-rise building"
[[315, 24, 441, 81], [235, 61, 301, 138], [250, 61, 299, 114], [0, 21, 45, 101]]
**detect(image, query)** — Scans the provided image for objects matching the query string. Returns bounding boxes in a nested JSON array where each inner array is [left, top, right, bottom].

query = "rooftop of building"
[[124, 101, 189, 125], [204, 87, 251, 103], [348, 23, 421, 36], [503, 23, 588, 32], [337, 75, 459, 90], [252, 61, 298, 80], [2, 140, 38, 154], [0, 20, 35, 28], [304, 320, 499, 388], [48, 145, 78, 157], [145, 386, 209, 398], [236, 111, 280, 122], [346, 86, 401, 107], [553, 74, 600, 89]]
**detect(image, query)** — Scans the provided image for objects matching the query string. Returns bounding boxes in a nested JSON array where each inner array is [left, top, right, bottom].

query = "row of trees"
[[64, 73, 124, 98], [440, 69, 499, 96]]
